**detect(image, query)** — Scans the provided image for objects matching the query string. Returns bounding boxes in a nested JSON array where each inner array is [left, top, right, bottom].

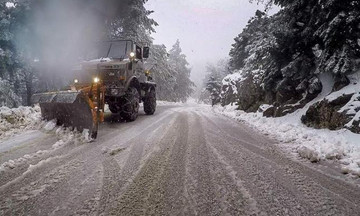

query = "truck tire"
[[144, 88, 156, 115], [120, 87, 140, 121], [109, 104, 120, 113]]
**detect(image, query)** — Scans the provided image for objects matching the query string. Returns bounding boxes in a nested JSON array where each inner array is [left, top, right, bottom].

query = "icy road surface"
[[1, 103, 360, 216]]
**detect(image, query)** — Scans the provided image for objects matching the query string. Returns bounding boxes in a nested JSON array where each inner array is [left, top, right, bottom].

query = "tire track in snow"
[[201, 111, 360, 215], [107, 113, 186, 215], [188, 108, 260, 216], [97, 111, 179, 215], [0, 107, 181, 215]]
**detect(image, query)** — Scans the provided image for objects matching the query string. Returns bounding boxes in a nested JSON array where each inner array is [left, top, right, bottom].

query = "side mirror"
[[143, 47, 150, 59]]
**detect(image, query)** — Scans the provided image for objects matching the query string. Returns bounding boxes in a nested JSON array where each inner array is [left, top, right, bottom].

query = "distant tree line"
[[0, 0, 194, 107]]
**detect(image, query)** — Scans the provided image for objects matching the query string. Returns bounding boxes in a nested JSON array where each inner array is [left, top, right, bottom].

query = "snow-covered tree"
[[168, 40, 195, 102], [205, 76, 221, 105], [146, 41, 194, 102], [229, 0, 360, 113], [204, 59, 230, 84], [229, 10, 282, 108], [103, 0, 158, 43], [199, 59, 230, 104], [0, 1, 30, 106], [147, 44, 176, 101]]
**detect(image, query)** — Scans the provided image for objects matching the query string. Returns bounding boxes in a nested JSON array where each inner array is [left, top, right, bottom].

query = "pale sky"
[[145, 0, 278, 86]]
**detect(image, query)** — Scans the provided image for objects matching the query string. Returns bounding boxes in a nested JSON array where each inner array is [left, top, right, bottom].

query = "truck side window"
[[136, 45, 142, 59]]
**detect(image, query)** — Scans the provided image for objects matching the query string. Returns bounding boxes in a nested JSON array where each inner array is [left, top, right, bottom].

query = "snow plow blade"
[[31, 91, 98, 139]]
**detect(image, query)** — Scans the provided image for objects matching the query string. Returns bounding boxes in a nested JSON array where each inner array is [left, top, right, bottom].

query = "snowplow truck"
[[31, 40, 156, 139]]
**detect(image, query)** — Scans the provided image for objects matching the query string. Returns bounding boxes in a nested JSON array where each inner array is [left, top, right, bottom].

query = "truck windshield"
[[85, 41, 133, 60]]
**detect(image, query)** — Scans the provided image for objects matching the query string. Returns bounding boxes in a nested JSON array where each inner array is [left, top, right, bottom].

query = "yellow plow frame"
[[32, 83, 105, 139]]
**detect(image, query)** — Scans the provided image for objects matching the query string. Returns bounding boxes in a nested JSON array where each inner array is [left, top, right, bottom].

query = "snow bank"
[[0, 124, 91, 173], [0, 106, 42, 139], [213, 104, 360, 177], [0, 106, 91, 173]]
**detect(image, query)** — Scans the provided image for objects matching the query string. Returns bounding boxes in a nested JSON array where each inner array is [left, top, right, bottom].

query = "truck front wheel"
[[109, 104, 120, 113], [144, 88, 156, 115], [120, 87, 140, 121]]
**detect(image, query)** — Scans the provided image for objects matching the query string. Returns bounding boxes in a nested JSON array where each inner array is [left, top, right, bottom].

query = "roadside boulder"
[[301, 94, 354, 130]]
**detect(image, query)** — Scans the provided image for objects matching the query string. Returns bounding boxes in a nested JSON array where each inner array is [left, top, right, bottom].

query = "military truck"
[[32, 40, 156, 139]]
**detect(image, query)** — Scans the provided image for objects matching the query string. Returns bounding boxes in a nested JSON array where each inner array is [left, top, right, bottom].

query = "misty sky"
[[145, 0, 278, 86]]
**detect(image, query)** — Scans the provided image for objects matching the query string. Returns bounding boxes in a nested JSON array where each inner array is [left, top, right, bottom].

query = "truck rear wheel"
[[144, 88, 156, 115], [120, 87, 140, 121]]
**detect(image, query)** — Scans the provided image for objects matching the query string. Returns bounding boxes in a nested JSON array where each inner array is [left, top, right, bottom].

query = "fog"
[[145, 0, 278, 87], [16, 0, 114, 90], [16, 0, 277, 90]]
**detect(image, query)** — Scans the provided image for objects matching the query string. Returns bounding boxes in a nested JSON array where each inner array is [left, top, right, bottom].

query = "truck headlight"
[[93, 77, 100, 83]]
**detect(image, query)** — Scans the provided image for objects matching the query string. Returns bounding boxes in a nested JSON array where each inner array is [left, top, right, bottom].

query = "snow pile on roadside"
[[0, 123, 90, 172], [0, 106, 42, 139], [0, 105, 92, 141], [53, 126, 91, 148], [0, 106, 92, 173], [213, 104, 360, 177]]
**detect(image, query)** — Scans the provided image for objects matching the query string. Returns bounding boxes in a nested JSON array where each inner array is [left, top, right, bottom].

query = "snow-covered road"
[[1, 104, 360, 215]]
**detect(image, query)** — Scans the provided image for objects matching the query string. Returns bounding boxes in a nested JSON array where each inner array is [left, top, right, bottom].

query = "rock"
[[341, 167, 350, 174], [237, 76, 265, 112], [333, 74, 350, 91], [262, 92, 318, 117], [263, 106, 276, 117], [347, 120, 360, 134], [275, 78, 299, 104], [301, 94, 354, 130], [308, 77, 322, 95], [221, 83, 237, 106], [220, 67, 326, 118]]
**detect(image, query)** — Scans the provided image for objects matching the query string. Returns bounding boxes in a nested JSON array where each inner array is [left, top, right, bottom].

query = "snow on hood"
[[87, 57, 112, 63], [85, 57, 131, 63]]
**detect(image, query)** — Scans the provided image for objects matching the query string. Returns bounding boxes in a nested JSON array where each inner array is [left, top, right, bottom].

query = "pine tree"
[[168, 40, 195, 102], [229, 0, 360, 112], [0, 1, 27, 106], [199, 59, 230, 104], [147, 44, 176, 101], [206, 76, 221, 105]]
